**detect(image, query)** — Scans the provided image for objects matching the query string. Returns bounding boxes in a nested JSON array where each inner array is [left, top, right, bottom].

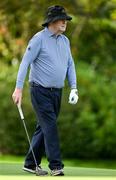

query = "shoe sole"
[[51, 173, 64, 176], [51, 170, 64, 176], [23, 167, 48, 176], [22, 167, 35, 174]]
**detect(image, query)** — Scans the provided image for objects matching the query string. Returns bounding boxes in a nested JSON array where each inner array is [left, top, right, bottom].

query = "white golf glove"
[[68, 89, 79, 105]]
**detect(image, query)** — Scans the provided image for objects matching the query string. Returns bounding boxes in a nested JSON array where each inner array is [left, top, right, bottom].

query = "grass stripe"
[[1, 163, 116, 176], [0, 176, 116, 180]]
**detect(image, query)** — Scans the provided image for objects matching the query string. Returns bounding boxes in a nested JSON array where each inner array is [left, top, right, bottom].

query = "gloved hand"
[[68, 89, 79, 105]]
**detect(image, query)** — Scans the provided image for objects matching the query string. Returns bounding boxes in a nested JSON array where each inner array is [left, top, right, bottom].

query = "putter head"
[[35, 166, 39, 176], [35, 166, 48, 176]]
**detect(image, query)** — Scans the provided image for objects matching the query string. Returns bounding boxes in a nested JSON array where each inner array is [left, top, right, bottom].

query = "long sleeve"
[[66, 40, 77, 89], [16, 35, 41, 89]]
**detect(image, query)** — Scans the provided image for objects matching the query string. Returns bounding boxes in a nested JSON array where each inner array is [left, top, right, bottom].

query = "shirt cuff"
[[70, 84, 77, 89], [16, 81, 24, 89]]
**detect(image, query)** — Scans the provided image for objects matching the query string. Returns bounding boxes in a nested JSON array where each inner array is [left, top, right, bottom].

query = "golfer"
[[12, 5, 79, 176]]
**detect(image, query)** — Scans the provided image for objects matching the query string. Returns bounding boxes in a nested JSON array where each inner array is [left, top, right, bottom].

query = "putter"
[[17, 104, 40, 176]]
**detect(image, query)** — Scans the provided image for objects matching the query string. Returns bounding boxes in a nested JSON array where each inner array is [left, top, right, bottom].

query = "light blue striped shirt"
[[16, 27, 77, 89]]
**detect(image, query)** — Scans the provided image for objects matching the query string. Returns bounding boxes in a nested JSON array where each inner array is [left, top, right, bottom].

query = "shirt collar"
[[44, 27, 61, 38]]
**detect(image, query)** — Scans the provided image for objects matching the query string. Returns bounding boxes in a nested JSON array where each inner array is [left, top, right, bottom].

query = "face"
[[50, 19, 67, 33]]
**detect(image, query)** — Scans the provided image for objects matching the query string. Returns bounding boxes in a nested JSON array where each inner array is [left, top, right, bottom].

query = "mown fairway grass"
[[1, 155, 116, 179]]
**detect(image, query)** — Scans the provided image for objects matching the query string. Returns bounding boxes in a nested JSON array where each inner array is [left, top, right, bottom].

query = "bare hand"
[[12, 88, 22, 106]]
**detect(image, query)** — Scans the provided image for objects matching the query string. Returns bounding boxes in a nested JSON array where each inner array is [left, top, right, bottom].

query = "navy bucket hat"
[[42, 5, 72, 27]]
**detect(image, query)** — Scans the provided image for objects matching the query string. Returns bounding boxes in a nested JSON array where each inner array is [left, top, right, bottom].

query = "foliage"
[[0, 0, 116, 69], [60, 62, 116, 158], [0, 62, 115, 158], [0, 0, 116, 158]]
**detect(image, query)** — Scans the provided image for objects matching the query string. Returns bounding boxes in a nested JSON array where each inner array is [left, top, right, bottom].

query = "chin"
[[59, 27, 66, 32]]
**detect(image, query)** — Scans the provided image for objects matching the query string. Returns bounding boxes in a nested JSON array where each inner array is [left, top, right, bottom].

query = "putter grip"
[[17, 105, 24, 120]]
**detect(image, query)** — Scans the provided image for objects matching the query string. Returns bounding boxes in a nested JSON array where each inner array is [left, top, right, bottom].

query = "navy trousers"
[[24, 82, 64, 170]]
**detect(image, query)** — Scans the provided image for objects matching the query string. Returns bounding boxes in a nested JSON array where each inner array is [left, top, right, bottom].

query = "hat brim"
[[42, 15, 72, 27]]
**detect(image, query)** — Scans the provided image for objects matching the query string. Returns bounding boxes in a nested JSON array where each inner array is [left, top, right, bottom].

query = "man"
[[12, 5, 79, 176]]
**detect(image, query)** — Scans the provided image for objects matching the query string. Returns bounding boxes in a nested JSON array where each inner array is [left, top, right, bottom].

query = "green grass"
[[1, 155, 116, 178], [1, 162, 116, 176]]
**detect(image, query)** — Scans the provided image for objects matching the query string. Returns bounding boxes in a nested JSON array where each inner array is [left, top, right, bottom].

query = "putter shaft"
[[17, 104, 24, 119], [17, 105, 38, 169]]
